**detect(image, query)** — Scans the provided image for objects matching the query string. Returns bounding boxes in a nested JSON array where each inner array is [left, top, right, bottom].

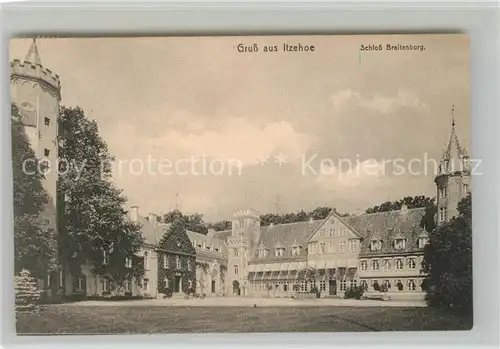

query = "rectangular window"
[[339, 241, 345, 253], [360, 260, 368, 271], [320, 280, 326, 291], [463, 184, 469, 194], [144, 251, 149, 269], [407, 258, 416, 269], [349, 279, 357, 288], [339, 280, 347, 291], [44, 148, 50, 157], [396, 259, 404, 270], [176, 256, 181, 269], [143, 278, 149, 291], [329, 228, 334, 237], [439, 207, 446, 222], [125, 257, 132, 268], [165, 278, 169, 289], [234, 248, 239, 257], [349, 240, 357, 252], [78, 277, 85, 291], [383, 259, 391, 271], [283, 283, 288, 292], [340, 227, 345, 237], [124, 280, 131, 292], [103, 250, 109, 265], [234, 265, 239, 275], [319, 242, 326, 254], [44, 117, 51, 126], [371, 259, 380, 271], [102, 278, 109, 292], [418, 237, 429, 249], [59, 269, 63, 287], [164, 256, 169, 269], [439, 187, 447, 198]]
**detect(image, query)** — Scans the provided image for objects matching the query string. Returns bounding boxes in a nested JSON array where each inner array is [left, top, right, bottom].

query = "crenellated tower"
[[226, 208, 261, 296], [434, 106, 470, 225], [10, 39, 63, 298]]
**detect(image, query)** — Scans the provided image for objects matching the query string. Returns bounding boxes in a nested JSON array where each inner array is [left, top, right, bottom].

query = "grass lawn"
[[16, 305, 472, 334]]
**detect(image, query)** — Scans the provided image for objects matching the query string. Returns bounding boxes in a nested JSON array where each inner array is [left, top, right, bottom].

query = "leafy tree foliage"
[[57, 106, 144, 286], [422, 194, 472, 314], [162, 209, 208, 234], [12, 104, 56, 278], [207, 220, 232, 232], [365, 195, 435, 213]]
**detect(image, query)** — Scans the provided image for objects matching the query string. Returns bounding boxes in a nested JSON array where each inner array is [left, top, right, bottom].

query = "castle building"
[[10, 39, 63, 300], [12, 40, 470, 302]]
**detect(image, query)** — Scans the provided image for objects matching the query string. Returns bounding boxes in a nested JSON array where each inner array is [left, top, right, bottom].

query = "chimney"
[[207, 228, 215, 237], [148, 213, 158, 227], [130, 205, 139, 222]]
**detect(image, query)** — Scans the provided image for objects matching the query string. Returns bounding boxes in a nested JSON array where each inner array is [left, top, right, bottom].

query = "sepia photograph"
[[10, 34, 473, 334]]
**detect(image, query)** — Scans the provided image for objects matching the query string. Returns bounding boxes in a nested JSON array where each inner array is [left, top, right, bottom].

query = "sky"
[[10, 34, 471, 222]]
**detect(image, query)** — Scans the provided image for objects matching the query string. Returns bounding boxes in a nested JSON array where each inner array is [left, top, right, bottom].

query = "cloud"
[[314, 158, 393, 193], [105, 114, 313, 168], [330, 88, 428, 114]]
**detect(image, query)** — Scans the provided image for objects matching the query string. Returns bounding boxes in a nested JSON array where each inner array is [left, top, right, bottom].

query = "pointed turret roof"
[[442, 105, 468, 161], [25, 38, 42, 65]]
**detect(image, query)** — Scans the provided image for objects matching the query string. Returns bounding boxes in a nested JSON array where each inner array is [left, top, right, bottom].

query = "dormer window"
[[370, 239, 382, 251], [258, 245, 268, 258], [291, 244, 300, 256], [274, 247, 285, 257], [238, 219, 245, 228], [393, 238, 406, 251], [418, 236, 429, 249]]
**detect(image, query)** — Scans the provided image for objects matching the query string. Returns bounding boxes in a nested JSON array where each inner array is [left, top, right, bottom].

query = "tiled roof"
[[343, 207, 427, 256], [187, 230, 228, 259], [250, 220, 324, 263], [212, 229, 232, 240]]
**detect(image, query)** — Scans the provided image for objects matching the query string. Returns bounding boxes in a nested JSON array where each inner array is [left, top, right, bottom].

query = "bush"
[[15, 269, 41, 312], [344, 286, 365, 300], [164, 288, 173, 298], [309, 285, 320, 298]]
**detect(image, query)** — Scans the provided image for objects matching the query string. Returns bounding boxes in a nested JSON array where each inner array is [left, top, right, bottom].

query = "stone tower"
[[11, 39, 62, 297], [434, 106, 470, 225], [226, 208, 261, 296]]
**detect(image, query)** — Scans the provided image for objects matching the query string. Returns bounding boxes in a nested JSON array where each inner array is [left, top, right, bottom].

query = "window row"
[[370, 236, 429, 252], [317, 226, 348, 238], [257, 245, 303, 258], [309, 239, 358, 255], [191, 239, 220, 252], [359, 257, 420, 272], [361, 279, 422, 292], [163, 255, 192, 271]]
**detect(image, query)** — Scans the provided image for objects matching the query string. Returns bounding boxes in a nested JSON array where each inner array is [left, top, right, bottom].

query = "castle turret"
[[11, 38, 62, 299], [226, 208, 261, 296], [434, 105, 470, 225]]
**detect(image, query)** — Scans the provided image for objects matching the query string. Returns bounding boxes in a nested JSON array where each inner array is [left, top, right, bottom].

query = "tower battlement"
[[233, 208, 260, 220], [10, 59, 61, 98]]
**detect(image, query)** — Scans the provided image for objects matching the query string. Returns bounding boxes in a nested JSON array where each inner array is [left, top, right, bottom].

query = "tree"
[[365, 195, 435, 214], [12, 104, 56, 278], [422, 194, 472, 314], [162, 209, 208, 234], [207, 220, 231, 232], [57, 106, 144, 287]]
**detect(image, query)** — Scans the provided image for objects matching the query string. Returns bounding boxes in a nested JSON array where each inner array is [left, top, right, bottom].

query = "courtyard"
[[16, 298, 472, 334]]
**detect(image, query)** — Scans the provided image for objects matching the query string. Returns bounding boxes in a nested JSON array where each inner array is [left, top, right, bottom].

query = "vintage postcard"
[[10, 34, 472, 334]]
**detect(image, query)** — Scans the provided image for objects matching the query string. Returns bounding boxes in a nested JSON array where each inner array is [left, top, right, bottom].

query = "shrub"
[[15, 269, 41, 312], [344, 286, 365, 300], [372, 282, 380, 292], [164, 287, 173, 298], [309, 285, 320, 298]]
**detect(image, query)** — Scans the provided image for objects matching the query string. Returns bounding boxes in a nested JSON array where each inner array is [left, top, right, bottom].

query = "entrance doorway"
[[329, 279, 337, 296], [174, 275, 181, 293], [211, 280, 216, 293], [232, 280, 240, 296]]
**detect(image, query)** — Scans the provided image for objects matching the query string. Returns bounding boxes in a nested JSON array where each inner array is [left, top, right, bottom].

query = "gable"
[[158, 224, 196, 256], [309, 212, 361, 242]]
